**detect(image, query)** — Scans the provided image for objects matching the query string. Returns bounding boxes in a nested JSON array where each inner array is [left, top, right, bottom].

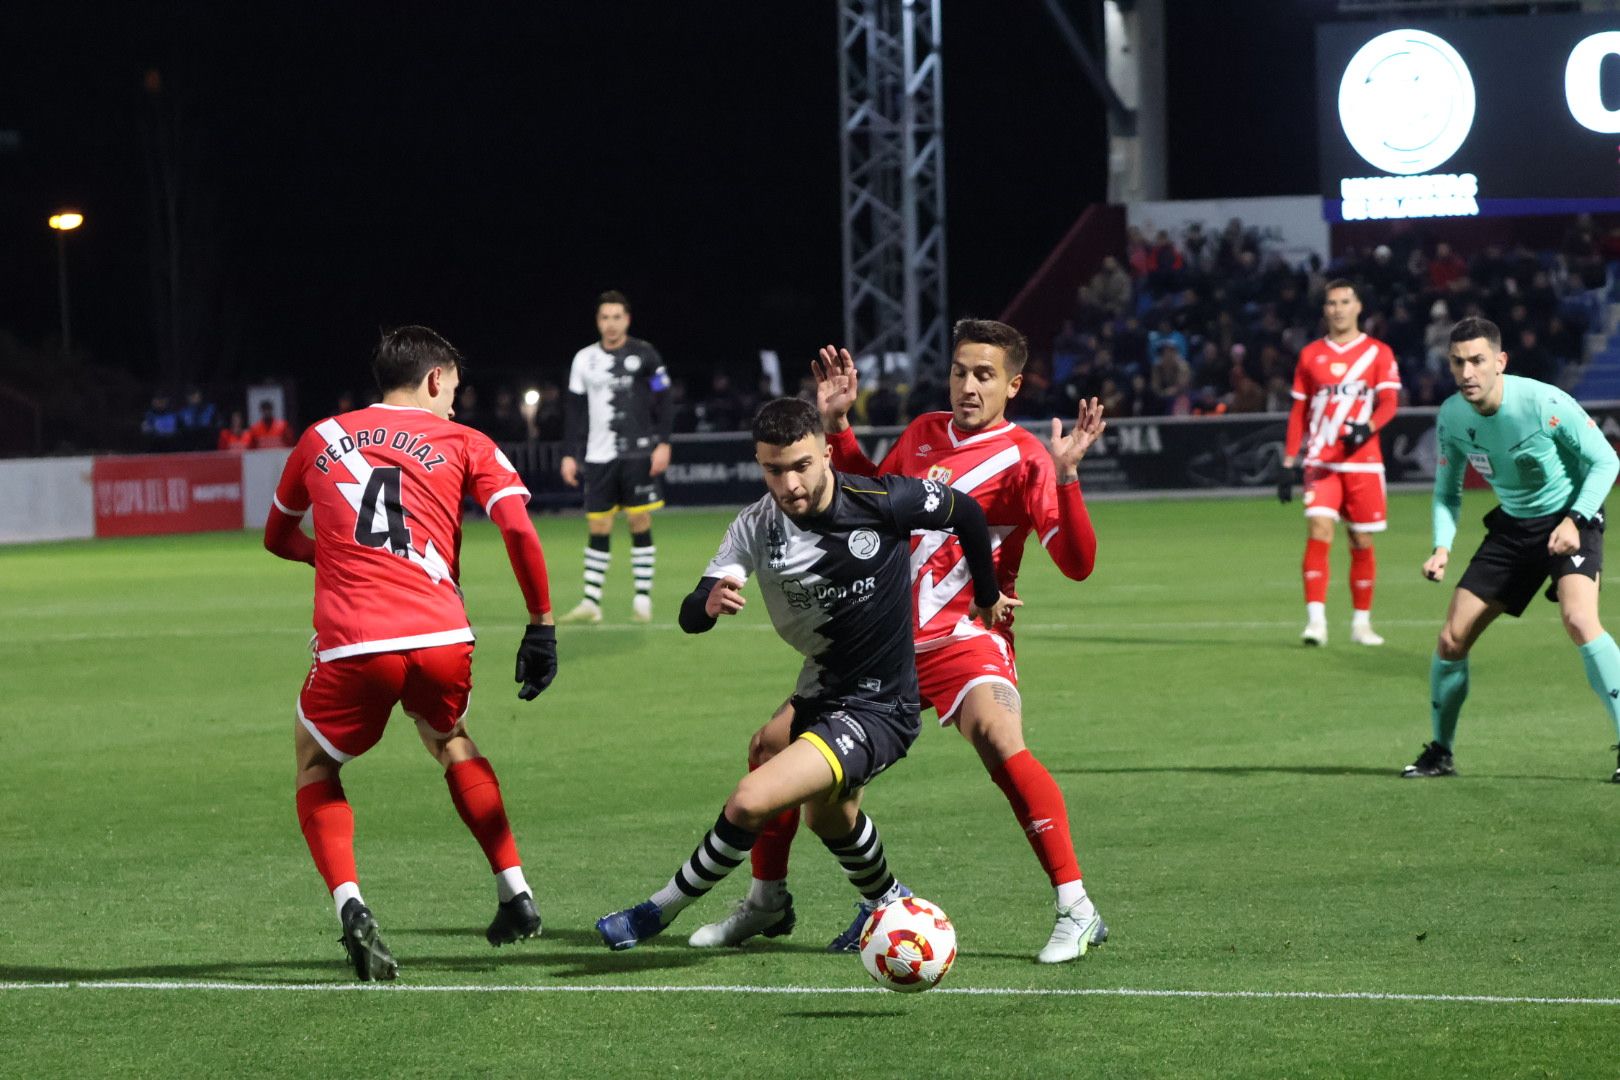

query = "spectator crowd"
[[1044, 215, 1609, 419]]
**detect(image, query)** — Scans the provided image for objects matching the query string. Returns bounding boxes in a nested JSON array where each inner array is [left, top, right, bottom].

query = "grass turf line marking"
[[2, 981, 1619, 1006], [6, 619, 1445, 645]]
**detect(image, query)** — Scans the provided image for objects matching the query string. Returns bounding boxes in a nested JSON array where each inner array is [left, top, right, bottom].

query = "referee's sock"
[[1577, 632, 1620, 740], [1430, 653, 1469, 749]]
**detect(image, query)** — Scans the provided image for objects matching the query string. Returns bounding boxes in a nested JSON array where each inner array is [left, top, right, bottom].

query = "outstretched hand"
[[811, 345, 859, 432], [1050, 397, 1106, 480]]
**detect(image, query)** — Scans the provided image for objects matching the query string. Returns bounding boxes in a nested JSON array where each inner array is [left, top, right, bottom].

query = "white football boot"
[[1037, 900, 1107, 964], [558, 600, 603, 625], [1349, 621, 1385, 646], [688, 895, 796, 947], [631, 594, 653, 623], [1301, 618, 1328, 646]]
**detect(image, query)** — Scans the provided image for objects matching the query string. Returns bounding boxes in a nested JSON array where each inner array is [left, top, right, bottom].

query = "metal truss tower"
[[838, 0, 948, 371]]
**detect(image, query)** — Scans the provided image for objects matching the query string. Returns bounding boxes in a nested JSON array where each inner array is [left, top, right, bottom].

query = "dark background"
[[1317, 12, 1620, 201], [0, 1, 1327, 416]]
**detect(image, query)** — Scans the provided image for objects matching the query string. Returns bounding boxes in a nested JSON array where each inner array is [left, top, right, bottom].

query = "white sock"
[[876, 879, 909, 907], [1306, 601, 1326, 623], [496, 866, 530, 903], [747, 877, 789, 910], [1351, 609, 1371, 628], [332, 880, 362, 921], [1055, 879, 1090, 911]]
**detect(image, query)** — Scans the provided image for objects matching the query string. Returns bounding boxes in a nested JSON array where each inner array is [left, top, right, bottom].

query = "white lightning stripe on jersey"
[[314, 418, 453, 587], [916, 526, 1013, 627], [1306, 344, 1381, 461], [908, 444, 1023, 579]]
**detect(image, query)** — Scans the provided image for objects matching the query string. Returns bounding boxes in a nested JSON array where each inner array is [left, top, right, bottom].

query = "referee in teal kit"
[[1404, 316, 1620, 780]]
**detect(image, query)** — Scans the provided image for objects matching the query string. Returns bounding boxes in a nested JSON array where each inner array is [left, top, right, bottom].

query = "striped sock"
[[649, 811, 757, 921], [822, 811, 895, 902], [582, 535, 610, 607], [630, 530, 655, 599]]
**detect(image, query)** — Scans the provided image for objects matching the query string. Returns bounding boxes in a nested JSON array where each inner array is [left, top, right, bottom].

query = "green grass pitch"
[[3, 491, 1616, 1078]]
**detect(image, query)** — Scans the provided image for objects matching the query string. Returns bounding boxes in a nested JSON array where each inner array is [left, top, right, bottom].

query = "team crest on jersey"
[[1330, 362, 1347, 376], [624, 354, 642, 372], [926, 464, 953, 483], [848, 528, 881, 559]]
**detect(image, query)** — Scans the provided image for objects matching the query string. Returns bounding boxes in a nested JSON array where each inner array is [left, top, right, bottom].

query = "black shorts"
[[583, 457, 663, 518], [790, 695, 921, 799], [1457, 506, 1605, 617]]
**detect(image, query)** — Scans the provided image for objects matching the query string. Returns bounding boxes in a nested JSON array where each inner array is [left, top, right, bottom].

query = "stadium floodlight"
[[48, 209, 84, 358], [523, 389, 540, 407]]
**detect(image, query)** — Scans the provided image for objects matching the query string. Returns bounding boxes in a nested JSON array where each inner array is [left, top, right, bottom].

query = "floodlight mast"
[[838, 0, 948, 374]]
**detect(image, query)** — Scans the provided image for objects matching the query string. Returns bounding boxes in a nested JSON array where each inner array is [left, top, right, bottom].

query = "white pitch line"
[[1, 981, 1618, 1006], [2, 619, 1447, 646]]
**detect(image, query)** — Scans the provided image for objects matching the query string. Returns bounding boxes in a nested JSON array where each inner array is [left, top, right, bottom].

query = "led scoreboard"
[[1318, 14, 1620, 220]]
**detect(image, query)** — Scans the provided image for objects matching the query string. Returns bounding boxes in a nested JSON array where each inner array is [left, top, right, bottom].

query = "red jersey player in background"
[[1279, 280, 1401, 647], [264, 326, 558, 981], [689, 319, 1109, 964]]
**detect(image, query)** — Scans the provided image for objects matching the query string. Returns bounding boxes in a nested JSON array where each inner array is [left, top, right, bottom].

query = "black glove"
[[1277, 462, 1303, 504], [515, 624, 557, 701], [1341, 420, 1373, 455]]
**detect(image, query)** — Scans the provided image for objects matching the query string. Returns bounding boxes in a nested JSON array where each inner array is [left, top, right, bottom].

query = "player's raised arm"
[[1037, 398, 1103, 581], [263, 435, 316, 565], [814, 345, 885, 474]]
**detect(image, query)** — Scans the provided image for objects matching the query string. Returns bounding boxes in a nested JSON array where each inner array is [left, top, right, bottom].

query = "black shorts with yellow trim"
[[789, 694, 920, 799], [583, 457, 664, 519]]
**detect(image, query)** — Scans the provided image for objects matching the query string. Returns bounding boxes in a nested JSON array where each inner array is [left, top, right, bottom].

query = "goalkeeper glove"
[[515, 624, 557, 701], [1277, 462, 1303, 504], [1341, 420, 1373, 455]]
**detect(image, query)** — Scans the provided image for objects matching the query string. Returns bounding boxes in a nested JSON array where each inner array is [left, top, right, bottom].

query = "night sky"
[[1, 1, 1324, 414]]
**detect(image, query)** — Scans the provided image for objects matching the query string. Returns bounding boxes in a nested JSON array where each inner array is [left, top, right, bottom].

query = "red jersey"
[[828, 412, 1096, 651], [1285, 333, 1401, 471], [271, 403, 530, 661], [218, 428, 254, 451]]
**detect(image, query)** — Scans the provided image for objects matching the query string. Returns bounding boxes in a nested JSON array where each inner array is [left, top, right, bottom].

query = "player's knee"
[[587, 516, 614, 536], [1436, 627, 1469, 661], [627, 511, 652, 532], [1561, 608, 1603, 646], [724, 778, 775, 832]]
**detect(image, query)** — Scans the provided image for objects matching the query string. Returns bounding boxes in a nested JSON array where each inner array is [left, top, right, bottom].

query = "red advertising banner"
[[93, 453, 245, 537]]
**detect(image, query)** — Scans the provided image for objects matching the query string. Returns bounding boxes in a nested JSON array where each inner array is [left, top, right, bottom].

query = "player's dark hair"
[[751, 397, 823, 447], [1449, 316, 1502, 351], [1324, 278, 1361, 301], [952, 318, 1029, 376], [597, 290, 630, 313], [371, 325, 464, 393]]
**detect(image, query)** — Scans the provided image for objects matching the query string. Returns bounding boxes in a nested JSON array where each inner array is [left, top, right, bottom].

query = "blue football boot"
[[597, 900, 666, 951], [826, 883, 911, 953]]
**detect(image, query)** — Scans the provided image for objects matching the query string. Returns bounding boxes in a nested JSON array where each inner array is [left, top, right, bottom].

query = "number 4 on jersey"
[[354, 466, 413, 555]]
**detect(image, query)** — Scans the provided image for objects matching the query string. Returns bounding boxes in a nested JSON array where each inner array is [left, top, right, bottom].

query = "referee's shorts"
[[1457, 506, 1604, 616]]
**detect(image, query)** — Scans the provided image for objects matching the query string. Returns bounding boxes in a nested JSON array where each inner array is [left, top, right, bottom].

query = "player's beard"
[[779, 470, 832, 521]]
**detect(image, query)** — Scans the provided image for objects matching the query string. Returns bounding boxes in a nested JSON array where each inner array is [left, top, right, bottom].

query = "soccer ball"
[[858, 895, 957, 993]]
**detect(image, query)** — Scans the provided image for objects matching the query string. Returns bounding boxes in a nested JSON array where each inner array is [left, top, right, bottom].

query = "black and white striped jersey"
[[564, 336, 672, 463], [685, 471, 999, 703]]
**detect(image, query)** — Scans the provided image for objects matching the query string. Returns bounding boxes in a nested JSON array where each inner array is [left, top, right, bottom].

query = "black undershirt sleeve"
[[679, 576, 721, 634]]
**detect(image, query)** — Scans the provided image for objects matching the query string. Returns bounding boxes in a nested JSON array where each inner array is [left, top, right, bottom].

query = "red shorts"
[[1303, 467, 1387, 531], [297, 643, 474, 762], [916, 631, 1019, 726]]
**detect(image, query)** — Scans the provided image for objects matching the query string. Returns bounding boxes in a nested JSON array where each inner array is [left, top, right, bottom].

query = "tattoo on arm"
[[991, 682, 1022, 716]]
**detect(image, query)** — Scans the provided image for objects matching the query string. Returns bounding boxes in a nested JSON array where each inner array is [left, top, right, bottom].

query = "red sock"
[[748, 759, 800, 880], [1303, 538, 1331, 605], [446, 757, 521, 874], [296, 777, 358, 892], [1350, 545, 1376, 613], [989, 750, 1081, 887]]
